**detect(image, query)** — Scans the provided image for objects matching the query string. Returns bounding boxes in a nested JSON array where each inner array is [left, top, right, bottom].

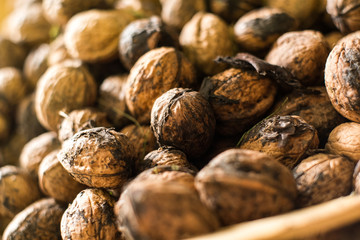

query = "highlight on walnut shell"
[[58, 127, 135, 188], [239, 115, 319, 169], [151, 88, 216, 160], [195, 149, 298, 226]]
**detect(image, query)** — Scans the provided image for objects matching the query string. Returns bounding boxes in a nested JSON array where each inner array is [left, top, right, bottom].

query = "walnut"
[[115, 0, 162, 17], [0, 36, 27, 69], [200, 67, 277, 136], [58, 127, 135, 188], [34, 62, 97, 131], [125, 47, 196, 124], [195, 149, 297, 226], [61, 188, 121, 240], [239, 115, 319, 169], [293, 153, 354, 207], [179, 11, 235, 75], [0, 133, 28, 167], [47, 35, 73, 66], [0, 67, 27, 106], [151, 88, 216, 159], [327, 0, 360, 34], [265, 30, 330, 86], [355, 161, 360, 194]]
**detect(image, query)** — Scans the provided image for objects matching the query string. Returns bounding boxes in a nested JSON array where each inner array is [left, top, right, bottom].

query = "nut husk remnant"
[[58, 127, 135, 188], [61, 188, 121, 240], [195, 149, 297, 226], [151, 88, 216, 159], [266, 30, 330, 86], [3, 198, 66, 240], [125, 47, 196, 124], [200, 67, 277, 136], [240, 115, 319, 169], [326, 0, 360, 34], [34, 62, 97, 131], [293, 153, 354, 208]]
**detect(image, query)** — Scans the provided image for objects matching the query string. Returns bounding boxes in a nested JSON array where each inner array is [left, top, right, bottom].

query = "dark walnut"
[[293, 153, 354, 208], [0, 166, 42, 233], [326, 122, 360, 162], [0, 67, 27, 106], [327, 0, 360, 34], [265, 30, 330, 86], [114, 167, 219, 240], [2, 198, 66, 240], [61, 188, 120, 240], [19, 131, 60, 179], [42, 0, 116, 26], [325, 33, 360, 122], [38, 150, 86, 203], [120, 124, 158, 172], [125, 47, 196, 124], [98, 74, 130, 128], [239, 115, 319, 169], [200, 67, 277, 136], [58, 107, 111, 143], [58, 127, 135, 188], [179, 11, 235, 76], [0, 96, 12, 143], [119, 16, 179, 70], [0, 36, 27, 69], [34, 62, 97, 131], [0, 133, 28, 167], [275, 87, 347, 146], [234, 7, 296, 52], [64, 9, 134, 62], [195, 149, 297, 226], [151, 88, 216, 159]]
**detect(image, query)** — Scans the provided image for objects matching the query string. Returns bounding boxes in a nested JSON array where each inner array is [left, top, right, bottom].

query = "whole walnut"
[[61, 188, 121, 240], [125, 47, 196, 124], [325, 33, 360, 122], [195, 149, 297, 226], [240, 115, 319, 169], [34, 62, 97, 131], [293, 153, 354, 208], [179, 12, 235, 76], [265, 30, 330, 86], [64, 9, 134, 62], [0, 36, 27, 69], [58, 127, 135, 188], [200, 67, 277, 136], [0, 67, 28, 106], [327, 0, 360, 34], [3, 198, 66, 240], [151, 88, 216, 159]]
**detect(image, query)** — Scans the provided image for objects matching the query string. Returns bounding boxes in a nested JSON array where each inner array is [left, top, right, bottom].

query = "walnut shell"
[[64, 9, 134, 62], [240, 115, 319, 169], [265, 30, 330, 86], [355, 161, 360, 194], [200, 67, 277, 136], [325, 33, 360, 122], [0, 36, 27, 69], [327, 0, 360, 34], [179, 11, 235, 76], [115, 0, 162, 17], [58, 127, 135, 188], [19, 131, 60, 179], [47, 35, 73, 66], [3, 198, 66, 240], [195, 149, 297, 226], [0, 67, 27, 106], [61, 188, 120, 240], [34, 62, 97, 131], [125, 47, 196, 124], [0, 133, 28, 167], [151, 88, 216, 159], [293, 153, 354, 207], [38, 150, 86, 203]]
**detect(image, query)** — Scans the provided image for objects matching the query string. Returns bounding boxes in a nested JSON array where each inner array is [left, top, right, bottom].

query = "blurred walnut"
[[47, 35, 73, 66], [0, 36, 27, 69], [0, 67, 27, 106], [116, 0, 162, 17], [327, 0, 360, 34], [0, 132, 28, 167]]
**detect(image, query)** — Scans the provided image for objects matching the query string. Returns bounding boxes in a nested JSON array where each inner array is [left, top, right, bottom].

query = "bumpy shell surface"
[[38, 150, 86, 203], [266, 30, 330, 86], [61, 188, 120, 240], [195, 149, 297, 226], [179, 11, 235, 75], [19, 131, 60, 178], [151, 88, 216, 159], [293, 153, 354, 207], [35, 62, 97, 131], [125, 47, 196, 124], [58, 127, 135, 188], [240, 115, 319, 169], [327, 0, 360, 34], [3, 198, 66, 240], [24, 44, 49, 90], [0, 36, 27, 69], [200, 67, 277, 136], [0, 67, 27, 106], [64, 9, 134, 62], [325, 33, 360, 122]]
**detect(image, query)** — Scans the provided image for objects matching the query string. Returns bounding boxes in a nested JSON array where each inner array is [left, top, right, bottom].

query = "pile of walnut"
[[2, 0, 360, 239]]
